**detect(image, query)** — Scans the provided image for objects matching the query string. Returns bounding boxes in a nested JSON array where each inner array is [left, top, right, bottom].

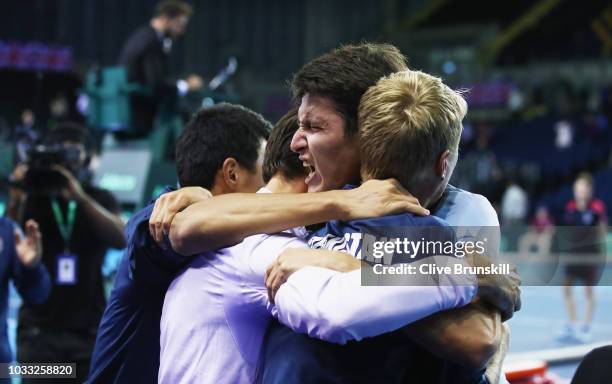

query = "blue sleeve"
[[12, 262, 51, 305], [312, 214, 457, 263], [126, 204, 192, 285], [396, 216, 458, 262], [8, 221, 51, 305]]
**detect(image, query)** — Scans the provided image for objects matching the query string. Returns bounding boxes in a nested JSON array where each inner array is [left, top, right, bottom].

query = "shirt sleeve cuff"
[[20, 261, 47, 278]]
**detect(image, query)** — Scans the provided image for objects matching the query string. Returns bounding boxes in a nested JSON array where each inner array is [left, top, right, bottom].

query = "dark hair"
[[291, 43, 408, 137], [263, 108, 306, 183], [44, 122, 90, 147], [155, 0, 193, 18], [176, 103, 271, 189]]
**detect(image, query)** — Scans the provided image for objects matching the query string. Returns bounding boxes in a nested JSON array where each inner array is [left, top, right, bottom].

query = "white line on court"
[[506, 340, 612, 364]]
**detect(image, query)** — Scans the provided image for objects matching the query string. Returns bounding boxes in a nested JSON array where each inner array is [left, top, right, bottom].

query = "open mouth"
[[301, 156, 322, 189], [304, 164, 316, 184]]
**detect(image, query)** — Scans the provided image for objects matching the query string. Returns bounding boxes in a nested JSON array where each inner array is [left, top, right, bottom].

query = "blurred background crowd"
[[1, 0, 611, 225]]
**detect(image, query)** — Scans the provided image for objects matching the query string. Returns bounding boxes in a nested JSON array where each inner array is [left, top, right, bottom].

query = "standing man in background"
[[118, 0, 202, 135], [8, 123, 125, 383]]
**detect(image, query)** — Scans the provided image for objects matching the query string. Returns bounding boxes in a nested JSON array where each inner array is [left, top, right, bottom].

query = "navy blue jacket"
[[262, 195, 487, 384], [88, 188, 189, 383], [0, 217, 51, 364]]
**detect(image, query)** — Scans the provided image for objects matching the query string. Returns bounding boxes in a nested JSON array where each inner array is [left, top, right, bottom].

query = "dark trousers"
[[17, 327, 96, 383]]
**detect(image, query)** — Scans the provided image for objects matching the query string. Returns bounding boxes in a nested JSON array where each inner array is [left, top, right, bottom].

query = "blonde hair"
[[358, 70, 467, 188], [575, 172, 593, 187]]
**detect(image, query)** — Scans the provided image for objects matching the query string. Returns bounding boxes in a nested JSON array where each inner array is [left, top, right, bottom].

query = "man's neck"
[[266, 175, 307, 194], [408, 179, 444, 210]]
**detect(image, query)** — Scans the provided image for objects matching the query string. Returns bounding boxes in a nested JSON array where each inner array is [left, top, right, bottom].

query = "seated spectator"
[[518, 206, 555, 255]]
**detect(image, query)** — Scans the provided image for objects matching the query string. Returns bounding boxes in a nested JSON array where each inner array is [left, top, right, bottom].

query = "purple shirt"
[[160, 223, 306, 383]]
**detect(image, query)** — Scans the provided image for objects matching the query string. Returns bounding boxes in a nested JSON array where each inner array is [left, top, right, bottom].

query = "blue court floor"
[[507, 285, 612, 381]]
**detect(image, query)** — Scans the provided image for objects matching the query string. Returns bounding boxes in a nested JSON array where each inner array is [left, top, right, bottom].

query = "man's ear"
[[436, 149, 451, 180], [221, 157, 240, 192]]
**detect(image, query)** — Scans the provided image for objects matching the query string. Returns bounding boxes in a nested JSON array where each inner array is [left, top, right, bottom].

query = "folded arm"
[[401, 301, 502, 370], [75, 191, 126, 249], [51, 165, 126, 249], [267, 247, 519, 370], [169, 192, 343, 255], [401, 251, 521, 370], [271, 261, 477, 345], [161, 179, 428, 255]]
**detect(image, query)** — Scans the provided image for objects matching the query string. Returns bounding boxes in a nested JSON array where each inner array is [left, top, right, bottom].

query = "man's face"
[[290, 94, 361, 192], [235, 140, 266, 193], [573, 179, 593, 204], [165, 15, 189, 38]]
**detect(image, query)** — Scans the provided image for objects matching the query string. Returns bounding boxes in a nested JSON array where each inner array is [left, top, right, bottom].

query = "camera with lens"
[[21, 144, 83, 194]]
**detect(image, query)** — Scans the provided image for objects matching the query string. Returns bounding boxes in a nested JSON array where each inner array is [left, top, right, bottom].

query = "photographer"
[[7, 123, 125, 383]]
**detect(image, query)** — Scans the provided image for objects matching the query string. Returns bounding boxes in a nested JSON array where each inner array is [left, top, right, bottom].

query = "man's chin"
[[307, 176, 351, 193], [306, 172, 325, 192], [307, 179, 329, 193], [307, 184, 324, 193]]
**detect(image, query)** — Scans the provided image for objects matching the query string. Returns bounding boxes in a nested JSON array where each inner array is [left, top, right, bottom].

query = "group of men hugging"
[[89, 42, 521, 384]]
